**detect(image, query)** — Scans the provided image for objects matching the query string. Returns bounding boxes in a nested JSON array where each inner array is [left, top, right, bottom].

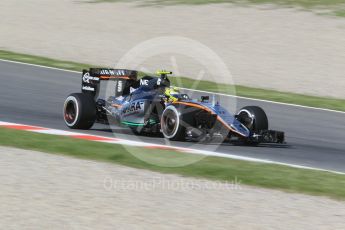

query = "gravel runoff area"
[[1, 0, 345, 98], [0, 146, 345, 229]]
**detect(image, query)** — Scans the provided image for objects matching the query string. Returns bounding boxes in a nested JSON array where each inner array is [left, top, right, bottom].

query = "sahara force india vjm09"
[[63, 68, 285, 144]]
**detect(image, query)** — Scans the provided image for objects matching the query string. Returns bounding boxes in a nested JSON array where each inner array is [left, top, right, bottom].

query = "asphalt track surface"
[[0, 60, 344, 173]]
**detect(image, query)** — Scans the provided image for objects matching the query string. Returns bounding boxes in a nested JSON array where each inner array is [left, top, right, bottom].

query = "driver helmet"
[[164, 86, 180, 102]]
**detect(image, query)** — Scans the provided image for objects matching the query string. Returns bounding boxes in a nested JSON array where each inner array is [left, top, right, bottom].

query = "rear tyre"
[[161, 105, 185, 141], [63, 93, 96, 129], [236, 106, 268, 132]]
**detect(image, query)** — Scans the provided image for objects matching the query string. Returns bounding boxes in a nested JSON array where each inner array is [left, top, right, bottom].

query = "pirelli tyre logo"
[[123, 101, 144, 115], [82, 72, 99, 83]]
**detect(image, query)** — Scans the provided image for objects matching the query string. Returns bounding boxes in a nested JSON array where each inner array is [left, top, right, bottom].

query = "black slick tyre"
[[161, 105, 185, 141], [236, 106, 268, 132], [63, 93, 96, 129]]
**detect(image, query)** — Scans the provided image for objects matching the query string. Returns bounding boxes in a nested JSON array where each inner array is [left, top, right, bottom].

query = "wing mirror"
[[201, 96, 209, 102]]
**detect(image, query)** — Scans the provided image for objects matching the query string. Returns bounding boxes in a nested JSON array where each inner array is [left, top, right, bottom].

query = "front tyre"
[[236, 106, 268, 145], [236, 106, 268, 132], [161, 105, 185, 141], [63, 93, 96, 129]]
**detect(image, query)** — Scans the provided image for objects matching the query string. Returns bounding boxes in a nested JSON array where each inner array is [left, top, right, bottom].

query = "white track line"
[[1, 120, 344, 175], [0, 59, 80, 74], [180, 87, 345, 115], [1, 58, 344, 115]]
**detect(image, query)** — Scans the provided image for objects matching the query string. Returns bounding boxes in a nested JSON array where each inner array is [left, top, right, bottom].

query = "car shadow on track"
[[91, 126, 290, 149]]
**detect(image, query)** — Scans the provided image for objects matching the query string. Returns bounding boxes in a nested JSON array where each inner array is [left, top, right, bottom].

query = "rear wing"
[[81, 68, 138, 97]]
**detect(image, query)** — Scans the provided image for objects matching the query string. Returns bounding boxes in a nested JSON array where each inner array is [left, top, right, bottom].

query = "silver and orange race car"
[[63, 69, 285, 144]]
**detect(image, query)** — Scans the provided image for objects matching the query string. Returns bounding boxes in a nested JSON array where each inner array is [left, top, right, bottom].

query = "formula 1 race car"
[[63, 68, 285, 144]]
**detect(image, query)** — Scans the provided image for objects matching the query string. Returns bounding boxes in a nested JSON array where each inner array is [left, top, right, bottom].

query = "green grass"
[[1, 49, 344, 112], [92, 0, 345, 7], [335, 9, 345, 16], [0, 50, 92, 71], [170, 77, 345, 112], [91, 0, 345, 16], [1, 127, 345, 199], [90, 0, 345, 10]]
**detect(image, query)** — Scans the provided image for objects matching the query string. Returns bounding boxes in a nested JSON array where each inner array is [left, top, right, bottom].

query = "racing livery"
[[63, 68, 285, 144]]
